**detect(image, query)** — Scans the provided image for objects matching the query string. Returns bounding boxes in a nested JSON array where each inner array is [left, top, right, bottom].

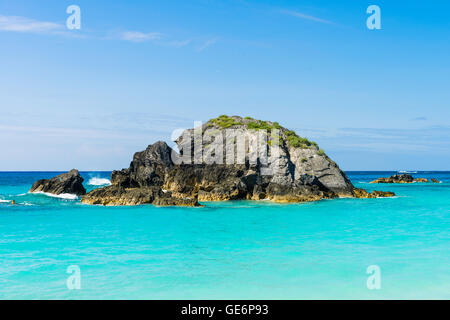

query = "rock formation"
[[352, 188, 395, 198], [81, 115, 394, 206], [29, 169, 86, 196], [371, 174, 436, 184]]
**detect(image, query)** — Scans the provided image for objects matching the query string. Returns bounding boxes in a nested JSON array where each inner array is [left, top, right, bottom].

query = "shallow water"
[[0, 171, 449, 299]]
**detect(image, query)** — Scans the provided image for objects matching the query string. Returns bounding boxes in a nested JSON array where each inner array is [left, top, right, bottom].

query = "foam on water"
[[88, 177, 111, 186], [30, 191, 79, 200]]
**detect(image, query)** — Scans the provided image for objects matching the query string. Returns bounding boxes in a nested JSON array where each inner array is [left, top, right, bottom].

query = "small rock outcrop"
[[370, 174, 435, 184], [371, 174, 414, 183], [353, 188, 396, 198], [82, 115, 395, 206], [29, 169, 86, 196], [431, 178, 440, 183]]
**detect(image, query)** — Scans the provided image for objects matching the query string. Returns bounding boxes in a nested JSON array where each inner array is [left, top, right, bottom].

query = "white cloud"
[[0, 15, 63, 33], [281, 10, 334, 25], [119, 31, 164, 42], [0, 14, 197, 49], [197, 38, 217, 52]]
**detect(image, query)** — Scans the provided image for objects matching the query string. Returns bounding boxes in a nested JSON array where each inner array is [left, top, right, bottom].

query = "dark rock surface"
[[371, 174, 434, 184], [82, 185, 199, 206], [30, 169, 86, 196], [370, 174, 415, 183]]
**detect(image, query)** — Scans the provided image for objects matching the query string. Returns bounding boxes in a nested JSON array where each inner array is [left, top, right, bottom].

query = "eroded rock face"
[[30, 169, 86, 196], [82, 116, 394, 206]]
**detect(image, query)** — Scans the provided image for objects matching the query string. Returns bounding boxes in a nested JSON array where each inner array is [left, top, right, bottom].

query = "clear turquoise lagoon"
[[0, 171, 449, 299]]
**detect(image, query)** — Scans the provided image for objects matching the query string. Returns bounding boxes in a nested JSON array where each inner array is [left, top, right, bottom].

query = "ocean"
[[0, 171, 449, 299]]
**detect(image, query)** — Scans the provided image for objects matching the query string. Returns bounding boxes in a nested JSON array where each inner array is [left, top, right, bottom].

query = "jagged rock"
[[370, 174, 414, 183], [371, 174, 432, 184], [30, 169, 86, 196], [431, 178, 440, 183], [82, 115, 394, 206]]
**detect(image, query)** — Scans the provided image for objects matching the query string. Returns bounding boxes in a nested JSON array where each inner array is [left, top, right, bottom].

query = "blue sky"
[[1, 0, 449, 171]]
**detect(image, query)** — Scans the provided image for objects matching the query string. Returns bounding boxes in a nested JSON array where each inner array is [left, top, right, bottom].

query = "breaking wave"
[[88, 177, 111, 186], [31, 192, 79, 200]]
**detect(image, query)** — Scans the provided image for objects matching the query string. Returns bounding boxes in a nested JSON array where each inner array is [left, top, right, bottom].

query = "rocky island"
[[29, 169, 86, 196], [79, 115, 394, 206], [370, 174, 440, 184]]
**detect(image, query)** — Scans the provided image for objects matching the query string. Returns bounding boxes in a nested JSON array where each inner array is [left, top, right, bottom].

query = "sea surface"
[[0, 171, 449, 299]]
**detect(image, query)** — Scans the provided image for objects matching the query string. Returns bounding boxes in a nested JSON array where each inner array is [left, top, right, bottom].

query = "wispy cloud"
[[281, 10, 334, 25], [164, 39, 192, 47], [0, 15, 63, 33], [119, 31, 164, 42], [410, 116, 428, 121], [0, 14, 196, 49], [197, 38, 218, 52], [117, 30, 191, 47]]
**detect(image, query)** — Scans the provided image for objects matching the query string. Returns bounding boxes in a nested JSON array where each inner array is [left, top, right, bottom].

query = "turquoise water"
[[0, 171, 449, 299]]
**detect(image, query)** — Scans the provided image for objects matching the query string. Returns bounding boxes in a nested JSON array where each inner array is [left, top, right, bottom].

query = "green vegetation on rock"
[[284, 130, 317, 149], [210, 115, 243, 128], [209, 115, 319, 150], [247, 120, 274, 131]]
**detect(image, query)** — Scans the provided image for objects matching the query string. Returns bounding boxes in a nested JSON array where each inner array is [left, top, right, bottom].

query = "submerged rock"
[[82, 115, 394, 206], [30, 169, 86, 196]]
